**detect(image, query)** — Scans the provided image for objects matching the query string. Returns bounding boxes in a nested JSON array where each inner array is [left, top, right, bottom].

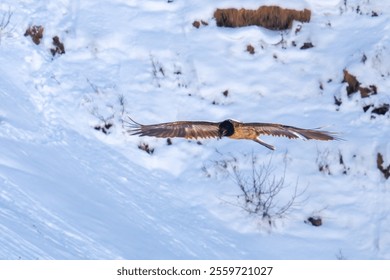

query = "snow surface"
[[0, 0, 389, 259]]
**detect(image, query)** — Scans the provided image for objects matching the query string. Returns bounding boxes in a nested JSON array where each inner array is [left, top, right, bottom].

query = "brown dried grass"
[[24, 25, 44, 45], [214, 6, 311, 30]]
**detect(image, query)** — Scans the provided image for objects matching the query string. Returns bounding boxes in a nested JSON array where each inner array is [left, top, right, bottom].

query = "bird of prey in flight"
[[126, 117, 338, 150]]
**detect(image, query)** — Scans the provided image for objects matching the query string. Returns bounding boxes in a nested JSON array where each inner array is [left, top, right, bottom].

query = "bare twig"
[[206, 153, 305, 226]]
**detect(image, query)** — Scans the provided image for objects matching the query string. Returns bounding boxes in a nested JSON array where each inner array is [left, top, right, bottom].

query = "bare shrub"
[[214, 6, 311, 30], [24, 25, 44, 45], [207, 153, 305, 226]]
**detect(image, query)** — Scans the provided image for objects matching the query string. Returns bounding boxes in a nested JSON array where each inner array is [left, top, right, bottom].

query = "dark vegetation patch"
[[94, 122, 113, 135], [50, 36, 65, 56], [343, 70, 377, 98], [24, 25, 44, 45], [306, 216, 322, 227], [192, 20, 208, 29], [138, 142, 154, 155], [246, 44, 255, 54], [24, 25, 66, 58], [377, 153, 390, 179], [371, 104, 389, 116], [214, 6, 311, 30], [192, 20, 200, 29], [300, 42, 314, 50], [341, 70, 387, 118]]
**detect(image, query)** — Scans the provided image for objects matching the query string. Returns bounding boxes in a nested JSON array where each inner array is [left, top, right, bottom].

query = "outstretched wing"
[[126, 118, 220, 139], [244, 122, 338, 141]]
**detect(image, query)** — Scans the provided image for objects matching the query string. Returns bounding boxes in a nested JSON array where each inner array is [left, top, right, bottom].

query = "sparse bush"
[[150, 55, 165, 87], [205, 153, 305, 226]]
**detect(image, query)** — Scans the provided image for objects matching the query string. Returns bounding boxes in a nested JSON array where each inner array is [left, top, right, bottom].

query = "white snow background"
[[0, 0, 389, 259]]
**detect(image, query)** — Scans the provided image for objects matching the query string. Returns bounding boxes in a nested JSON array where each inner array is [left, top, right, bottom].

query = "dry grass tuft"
[[24, 25, 44, 45], [214, 6, 311, 30]]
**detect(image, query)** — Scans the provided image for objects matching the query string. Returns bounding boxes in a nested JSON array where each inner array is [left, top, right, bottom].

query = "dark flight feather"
[[127, 118, 220, 139], [245, 123, 337, 141]]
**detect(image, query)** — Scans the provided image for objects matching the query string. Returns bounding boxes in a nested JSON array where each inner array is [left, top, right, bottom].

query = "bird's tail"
[[122, 116, 144, 136]]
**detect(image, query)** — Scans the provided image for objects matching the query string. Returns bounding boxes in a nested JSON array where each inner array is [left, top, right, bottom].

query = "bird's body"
[[126, 118, 338, 150]]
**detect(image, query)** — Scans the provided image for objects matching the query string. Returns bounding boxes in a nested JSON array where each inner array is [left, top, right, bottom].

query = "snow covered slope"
[[0, 0, 389, 259]]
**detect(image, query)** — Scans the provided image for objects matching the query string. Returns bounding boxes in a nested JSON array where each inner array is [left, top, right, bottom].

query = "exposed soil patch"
[[214, 6, 311, 30]]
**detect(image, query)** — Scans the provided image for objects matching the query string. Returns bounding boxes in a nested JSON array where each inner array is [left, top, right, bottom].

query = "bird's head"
[[218, 119, 235, 138]]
